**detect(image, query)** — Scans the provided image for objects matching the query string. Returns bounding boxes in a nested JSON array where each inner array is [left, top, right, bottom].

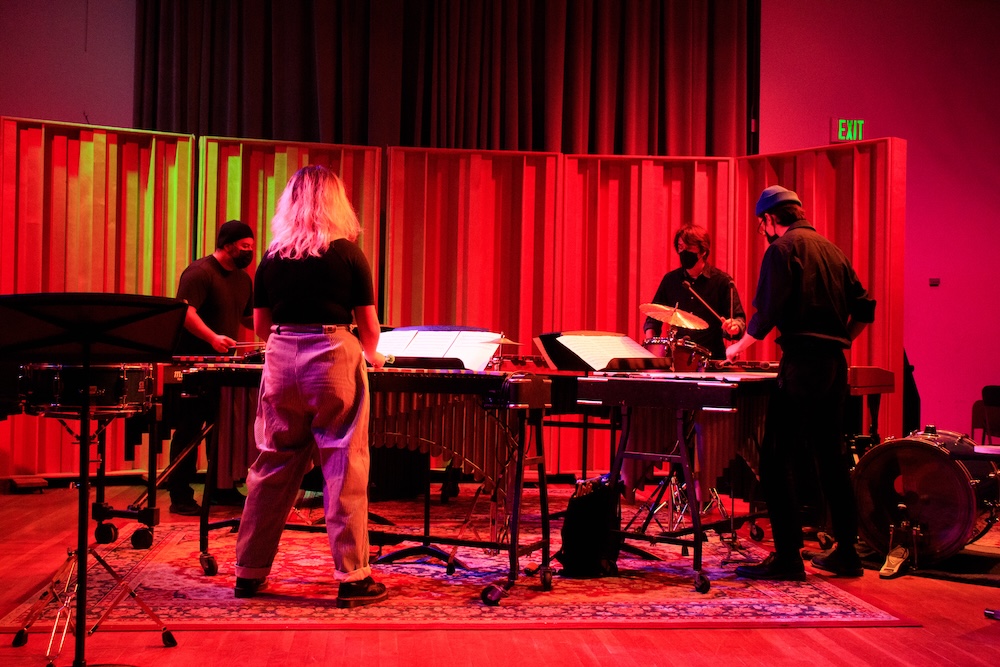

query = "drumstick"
[[682, 282, 725, 323]]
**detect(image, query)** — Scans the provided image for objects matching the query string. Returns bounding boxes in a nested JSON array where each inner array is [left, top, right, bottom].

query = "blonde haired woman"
[[234, 165, 387, 608]]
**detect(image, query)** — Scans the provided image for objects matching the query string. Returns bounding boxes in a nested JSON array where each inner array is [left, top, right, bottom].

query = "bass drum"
[[853, 429, 999, 564]]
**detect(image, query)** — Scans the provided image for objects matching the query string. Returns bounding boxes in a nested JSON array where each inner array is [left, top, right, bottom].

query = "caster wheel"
[[12, 628, 28, 647], [94, 522, 118, 544], [131, 527, 154, 549], [694, 572, 711, 594], [200, 553, 218, 576], [446, 562, 456, 576], [749, 523, 765, 542], [480, 581, 509, 606], [817, 531, 835, 550], [541, 570, 553, 591]]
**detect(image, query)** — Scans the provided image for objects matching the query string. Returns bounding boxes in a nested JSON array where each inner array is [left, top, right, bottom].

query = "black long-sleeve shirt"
[[746, 220, 875, 349], [644, 264, 745, 359]]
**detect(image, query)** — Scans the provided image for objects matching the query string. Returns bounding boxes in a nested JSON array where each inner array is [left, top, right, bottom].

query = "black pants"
[[760, 345, 857, 557], [167, 392, 220, 503]]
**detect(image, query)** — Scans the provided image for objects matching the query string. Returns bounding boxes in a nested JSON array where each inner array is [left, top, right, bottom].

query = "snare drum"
[[671, 340, 711, 372], [19, 363, 153, 418], [642, 337, 673, 359]]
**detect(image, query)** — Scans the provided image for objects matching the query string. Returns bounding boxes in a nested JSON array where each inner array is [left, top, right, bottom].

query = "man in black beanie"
[[167, 220, 255, 515], [726, 186, 875, 580]]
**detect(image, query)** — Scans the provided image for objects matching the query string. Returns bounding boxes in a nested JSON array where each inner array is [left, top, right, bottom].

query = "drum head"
[[853, 435, 979, 563]]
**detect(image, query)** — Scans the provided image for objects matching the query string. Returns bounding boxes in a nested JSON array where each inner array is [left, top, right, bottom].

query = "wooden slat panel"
[[0, 117, 195, 478]]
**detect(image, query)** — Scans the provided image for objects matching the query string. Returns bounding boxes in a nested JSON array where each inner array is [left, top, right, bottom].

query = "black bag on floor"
[[554, 475, 622, 578]]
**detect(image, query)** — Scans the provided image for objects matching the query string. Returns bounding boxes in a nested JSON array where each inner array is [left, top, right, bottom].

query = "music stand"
[[0, 293, 187, 667]]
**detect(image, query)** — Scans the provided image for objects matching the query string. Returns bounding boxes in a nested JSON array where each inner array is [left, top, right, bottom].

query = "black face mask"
[[234, 249, 254, 269], [765, 232, 779, 245], [678, 250, 699, 270]]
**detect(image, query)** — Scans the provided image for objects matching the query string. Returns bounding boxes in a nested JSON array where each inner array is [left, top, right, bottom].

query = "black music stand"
[[0, 293, 187, 667]]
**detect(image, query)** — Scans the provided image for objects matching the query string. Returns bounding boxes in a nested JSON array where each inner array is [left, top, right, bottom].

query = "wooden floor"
[[0, 484, 997, 667]]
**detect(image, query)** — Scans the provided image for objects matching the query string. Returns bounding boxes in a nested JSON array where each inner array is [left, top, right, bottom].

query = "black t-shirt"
[[254, 238, 375, 324], [175, 255, 253, 355]]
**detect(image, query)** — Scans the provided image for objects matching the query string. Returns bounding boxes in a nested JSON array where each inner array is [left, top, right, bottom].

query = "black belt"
[[272, 324, 347, 335]]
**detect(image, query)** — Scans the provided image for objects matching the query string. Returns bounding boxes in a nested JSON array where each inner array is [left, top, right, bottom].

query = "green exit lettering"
[[838, 119, 865, 141]]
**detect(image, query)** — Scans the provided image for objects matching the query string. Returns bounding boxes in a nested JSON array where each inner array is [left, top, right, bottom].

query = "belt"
[[272, 324, 347, 335]]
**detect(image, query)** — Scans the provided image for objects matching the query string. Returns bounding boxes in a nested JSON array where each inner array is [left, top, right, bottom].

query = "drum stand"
[[0, 292, 186, 667], [11, 545, 177, 659]]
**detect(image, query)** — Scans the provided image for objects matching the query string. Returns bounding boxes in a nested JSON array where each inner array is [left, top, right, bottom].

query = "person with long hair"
[[234, 165, 388, 608]]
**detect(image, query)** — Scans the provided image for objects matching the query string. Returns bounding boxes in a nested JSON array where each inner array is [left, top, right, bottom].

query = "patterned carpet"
[[0, 487, 912, 632]]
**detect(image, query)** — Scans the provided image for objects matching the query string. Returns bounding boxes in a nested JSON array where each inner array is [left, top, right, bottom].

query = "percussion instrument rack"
[[366, 367, 555, 604], [147, 360, 556, 605], [574, 370, 778, 593]]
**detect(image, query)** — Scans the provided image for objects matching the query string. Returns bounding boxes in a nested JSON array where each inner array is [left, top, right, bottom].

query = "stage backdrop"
[[384, 139, 905, 473], [198, 136, 382, 303], [0, 120, 904, 480], [0, 117, 194, 476], [0, 119, 381, 479]]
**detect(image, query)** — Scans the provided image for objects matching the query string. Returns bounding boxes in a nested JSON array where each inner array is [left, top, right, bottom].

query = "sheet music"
[[558, 333, 654, 370], [399, 330, 461, 357], [376, 329, 418, 356], [375, 329, 502, 371], [446, 331, 501, 372]]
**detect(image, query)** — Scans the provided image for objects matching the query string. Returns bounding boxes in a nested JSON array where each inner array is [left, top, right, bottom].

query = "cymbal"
[[486, 337, 523, 346], [639, 303, 709, 330]]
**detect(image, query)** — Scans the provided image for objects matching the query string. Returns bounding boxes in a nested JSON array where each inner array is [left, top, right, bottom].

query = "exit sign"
[[831, 118, 865, 142]]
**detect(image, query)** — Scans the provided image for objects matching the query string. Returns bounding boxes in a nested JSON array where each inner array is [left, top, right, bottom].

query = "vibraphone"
[[575, 370, 778, 593], [368, 367, 554, 603], [153, 359, 555, 604]]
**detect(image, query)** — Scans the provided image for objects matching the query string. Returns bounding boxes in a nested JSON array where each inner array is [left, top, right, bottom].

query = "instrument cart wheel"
[[694, 572, 711, 594], [130, 527, 154, 549], [480, 580, 513, 606], [749, 523, 765, 542], [200, 553, 218, 576], [94, 522, 118, 544], [540, 569, 553, 591]]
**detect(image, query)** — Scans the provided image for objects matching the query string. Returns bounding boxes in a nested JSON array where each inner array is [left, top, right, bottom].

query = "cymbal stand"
[[10, 549, 77, 652]]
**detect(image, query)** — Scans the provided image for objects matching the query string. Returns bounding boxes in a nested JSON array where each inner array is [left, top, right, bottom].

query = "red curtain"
[[134, 0, 753, 156]]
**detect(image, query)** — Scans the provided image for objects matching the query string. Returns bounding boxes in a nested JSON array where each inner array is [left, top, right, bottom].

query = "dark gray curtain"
[[134, 0, 758, 156]]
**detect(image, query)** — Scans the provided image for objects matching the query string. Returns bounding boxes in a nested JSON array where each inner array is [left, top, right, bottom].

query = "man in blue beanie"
[[167, 220, 255, 515], [725, 186, 875, 580]]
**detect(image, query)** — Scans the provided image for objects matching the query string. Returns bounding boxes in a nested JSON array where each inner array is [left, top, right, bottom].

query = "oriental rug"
[[0, 487, 911, 633]]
